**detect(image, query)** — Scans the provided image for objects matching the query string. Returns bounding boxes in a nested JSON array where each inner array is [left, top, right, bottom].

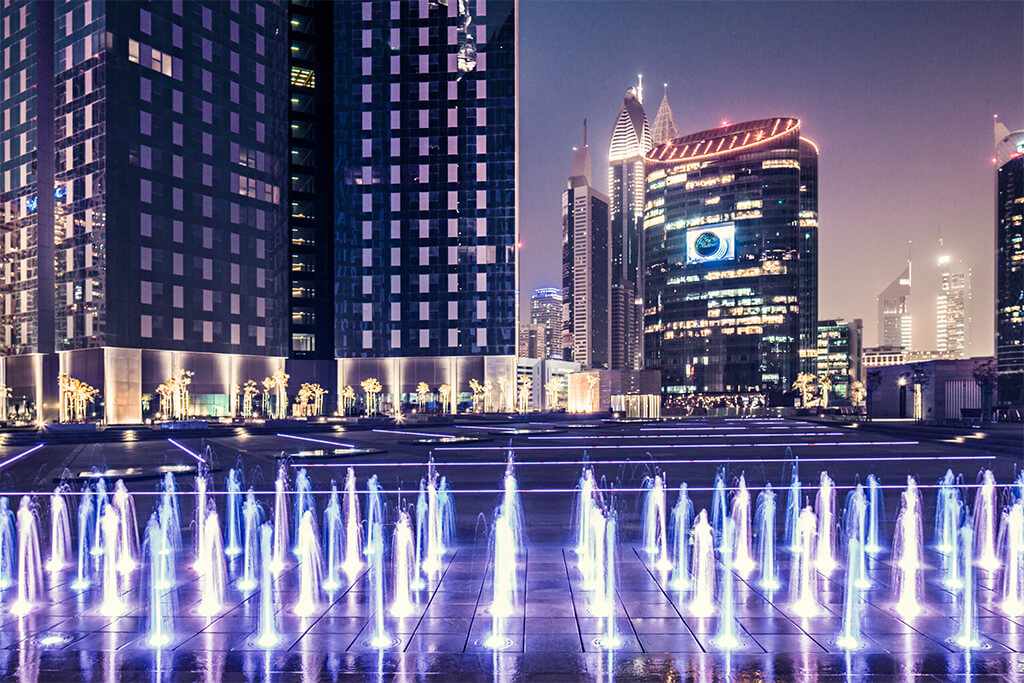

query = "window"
[[292, 333, 315, 352]]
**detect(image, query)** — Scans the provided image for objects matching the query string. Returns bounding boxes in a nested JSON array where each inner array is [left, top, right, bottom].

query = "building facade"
[[607, 84, 651, 370], [995, 119, 1023, 407], [528, 286, 561, 359], [517, 322, 544, 360], [816, 318, 863, 400], [333, 0, 517, 411], [1, 0, 290, 423], [643, 117, 818, 400], [877, 260, 912, 350], [936, 247, 969, 360], [561, 127, 610, 369]]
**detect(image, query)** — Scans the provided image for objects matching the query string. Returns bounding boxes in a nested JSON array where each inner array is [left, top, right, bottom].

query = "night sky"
[[518, 1, 1023, 354]]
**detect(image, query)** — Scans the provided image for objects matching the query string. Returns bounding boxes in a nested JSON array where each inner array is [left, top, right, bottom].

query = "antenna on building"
[[637, 74, 643, 104], [583, 118, 587, 148]]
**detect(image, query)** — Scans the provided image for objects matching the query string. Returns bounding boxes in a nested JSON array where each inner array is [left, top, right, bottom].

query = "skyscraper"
[[643, 117, 819, 398], [562, 125, 610, 369], [877, 259, 912, 350], [607, 82, 651, 370], [817, 318, 863, 400], [529, 287, 562, 359], [1, 1, 290, 423], [333, 0, 517, 411], [995, 118, 1024, 405], [936, 239, 969, 359], [650, 85, 679, 146]]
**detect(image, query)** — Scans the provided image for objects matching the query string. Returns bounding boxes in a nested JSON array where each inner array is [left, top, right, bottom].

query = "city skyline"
[[519, 1, 1023, 354]]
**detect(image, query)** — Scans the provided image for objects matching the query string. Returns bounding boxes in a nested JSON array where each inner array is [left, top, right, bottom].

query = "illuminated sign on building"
[[686, 222, 735, 264]]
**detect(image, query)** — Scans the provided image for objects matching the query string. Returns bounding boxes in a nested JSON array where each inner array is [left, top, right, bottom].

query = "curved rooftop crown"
[[645, 117, 800, 164], [608, 87, 652, 163]]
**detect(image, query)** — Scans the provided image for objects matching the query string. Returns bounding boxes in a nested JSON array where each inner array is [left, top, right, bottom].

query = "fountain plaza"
[[0, 417, 1017, 681]]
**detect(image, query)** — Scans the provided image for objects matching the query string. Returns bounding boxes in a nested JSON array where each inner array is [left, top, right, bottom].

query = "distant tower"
[[650, 84, 679, 145], [607, 80, 652, 370], [562, 122, 611, 368], [936, 234, 969, 359], [877, 254, 912, 350]]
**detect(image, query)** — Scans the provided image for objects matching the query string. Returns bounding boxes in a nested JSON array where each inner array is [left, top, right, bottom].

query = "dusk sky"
[[518, 1, 1023, 354]]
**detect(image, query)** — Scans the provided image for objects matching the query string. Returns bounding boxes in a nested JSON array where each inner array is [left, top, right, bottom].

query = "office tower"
[[607, 82, 651, 370], [529, 287, 562, 359], [817, 318, 863, 399], [936, 239, 969, 359], [518, 322, 545, 360], [1, 1, 289, 423], [877, 260, 912, 350], [995, 118, 1024, 405], [287, 1, 335, 360], [643, 117, 819, 398], [333, 0, 517, 410], [650, 85, 679, 145], [562, 125, 610, 368]]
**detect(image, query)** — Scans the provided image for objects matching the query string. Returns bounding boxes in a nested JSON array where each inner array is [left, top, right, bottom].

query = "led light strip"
[[167, 438, 206, 464], [0, 443, 44, 471], [276, 433, 356, 448]]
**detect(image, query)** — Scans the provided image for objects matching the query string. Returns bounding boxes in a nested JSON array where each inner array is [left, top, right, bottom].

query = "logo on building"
[[686, 223, 735, 264]]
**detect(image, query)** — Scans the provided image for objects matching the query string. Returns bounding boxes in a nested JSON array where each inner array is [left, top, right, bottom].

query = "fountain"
[[500, 456, 525, 550], [90, 478, 108, 556], [193, 472, 209, 573], [711, 467, 727, 549], [71, 488, 93, 590], [11, 497, 43, 615], [892, 477, 923, 618], [196, 510, 227, 617], [145, 515, 176, 649], [255, 523, 281, 649], [113, 480, 140, 576], [865, 474, 884, 555], [421, 467, 446, 574], [160, 473, 183, 559], [784, 468, 802, 552], [598, 514, 619, 649], [99, 503, 125, 616], [238, 489, 262, 593], [815, 472, 837, 576], [755, 483, 779, 591], [322, 482, 344, 592], [935, 470, 960, 554], [271, 463, 290, 575], [391, 510, 415, 617], [714, 518, 741, 650], [837, 487, 867, 650], [790, 506, 820, 618], [575, 468, 597, 562], [293, 509, 323, 617], [47, 485, 72, 573], [368, 522, 390, 649], [0, 497, 17, 590], [293, 468, 315, 556], [1000, 500, 1024, 615], [364, 474, 384, 557], [641, 473, 671, 571], [731, 474, 755, 578], [224, 469, 243, 558], [689, 509, 716, 618], [975, 469, 1000, 571], [955, 520, 980, 649], [669, 483, 694, 591], [342, 468, 363, 578], [486, 511, 517, 649]]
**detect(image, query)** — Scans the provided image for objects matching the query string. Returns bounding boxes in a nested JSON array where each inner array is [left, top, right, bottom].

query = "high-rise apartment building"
[[643, 117, 819, 398], [562, 126, 610, 369], [333, 0, 517, 411], [935, 240, 969, 360], [1, 0, 289, 423], [817, 318, 863, 399], [995, 118, 1024, 406], [877, 260, 912, 350], [607, 83, 651, 370], [529, 287, 561, 359]]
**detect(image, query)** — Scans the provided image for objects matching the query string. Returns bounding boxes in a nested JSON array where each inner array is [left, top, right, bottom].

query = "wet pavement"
[[0, 417, 1018, 680]]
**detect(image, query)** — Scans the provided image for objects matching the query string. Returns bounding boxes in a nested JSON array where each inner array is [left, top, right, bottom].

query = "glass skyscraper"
[[1, 0, 289, 422], [333, 0, 517, 411], [877, 260, 912, 351], [995, 118, 1024, 406], [643, 117, 818, 399]]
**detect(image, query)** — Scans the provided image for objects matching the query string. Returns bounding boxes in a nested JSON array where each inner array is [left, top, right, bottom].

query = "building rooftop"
[[645, 117, 801, 164]]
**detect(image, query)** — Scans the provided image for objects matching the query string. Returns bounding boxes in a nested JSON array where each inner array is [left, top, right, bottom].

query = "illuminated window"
[[290, 66, 315, 87], [292, 333, 315, 352]]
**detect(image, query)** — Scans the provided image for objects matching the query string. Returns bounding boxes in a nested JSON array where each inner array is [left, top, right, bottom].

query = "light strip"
[[527, 432, 844, 440], [370, 428, 453, 438], [0, 443, 44, 471], [277, 433, 355, 448], [167, 438, 206, 464], [434, 440, 920, 451]]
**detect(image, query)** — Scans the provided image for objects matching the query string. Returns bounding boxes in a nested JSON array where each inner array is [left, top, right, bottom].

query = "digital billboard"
[[686, 222, 735, 264]]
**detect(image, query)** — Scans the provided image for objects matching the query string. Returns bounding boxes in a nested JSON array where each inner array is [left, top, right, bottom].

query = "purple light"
[[277, 433, 356, 448], [0, 443, 44, 471], [167, 438, 206, 464]]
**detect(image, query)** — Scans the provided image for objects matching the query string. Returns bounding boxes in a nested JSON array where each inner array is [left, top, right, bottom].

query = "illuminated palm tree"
[[517, 377, 532, 413], [242, 380, 259, 417], [341, 385, 356, 416], [792, 372, 818, 407], [416, 382, 429, 411], [468, 379, 485, 413], [497, 376, 509, 413], [361, 378, 382, 416], [544, 379, 561, 411], [438, 383, 452, 414]]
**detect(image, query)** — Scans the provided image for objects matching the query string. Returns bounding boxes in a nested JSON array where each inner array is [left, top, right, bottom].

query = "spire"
[[569, 119, 592, 185], [637, 74, 643, 105], [651, 83, 679, 145], [608, 87, 652, 163]]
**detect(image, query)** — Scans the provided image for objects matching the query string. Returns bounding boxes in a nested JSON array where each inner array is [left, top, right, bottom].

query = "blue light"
[[25, 195, 37, 212], [54, 185, 66, 201]]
